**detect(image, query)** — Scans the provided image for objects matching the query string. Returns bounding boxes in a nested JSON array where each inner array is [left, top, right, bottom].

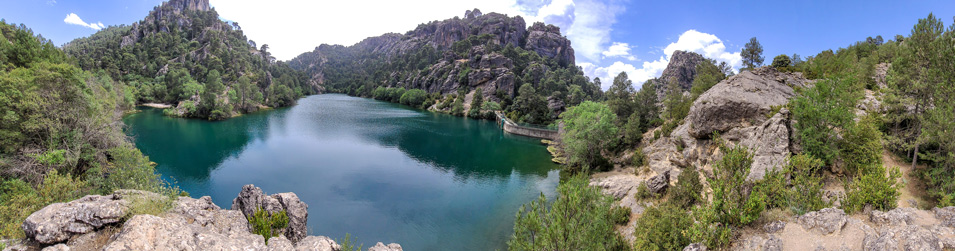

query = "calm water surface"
[[123, 94, 559, 250]]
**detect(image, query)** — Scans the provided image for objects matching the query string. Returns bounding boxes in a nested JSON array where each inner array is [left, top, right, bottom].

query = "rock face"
[[686, 67, 809, 139], [232, 184, 309, 243], [653, 50, 706, 100], [11, 187, 402, 251], [732, 207, 955, 250], [646, 171, 670, 194], [288, 9, 578, 115], [22, 194, 129, 244], [525, 22, 575, 67]]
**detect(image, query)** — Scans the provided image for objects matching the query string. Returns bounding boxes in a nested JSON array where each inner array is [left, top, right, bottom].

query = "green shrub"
[[772, 54, 792, 71], [0, 170, 90, 238], [760, 154, 830, 215], [633, 204, 694, 251], [399, 89, 428, 108], [622, 112, 644, 146], [631, 149, 647, 169], [686, 204, 732, 248], [709, 143, 764, 226], [840, 116, 884, 176], [791, 77, 859, 165], [843, 165, 902, 213], [338, 233, 363, 251], [669, 168, 703, 209], [508, 175, 628, 251], [247, 208, 289, 244], [610, 206, 631, 225], [560, 101, 618, 173]]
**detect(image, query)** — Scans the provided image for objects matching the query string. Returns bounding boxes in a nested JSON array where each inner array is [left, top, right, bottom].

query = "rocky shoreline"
[[2, 185, 401, 251]]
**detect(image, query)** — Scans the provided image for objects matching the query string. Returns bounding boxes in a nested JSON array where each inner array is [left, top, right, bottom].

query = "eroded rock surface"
[[22, 194, 129, 244], [10, 186, 402, 251], [232, 184, 309, 243]]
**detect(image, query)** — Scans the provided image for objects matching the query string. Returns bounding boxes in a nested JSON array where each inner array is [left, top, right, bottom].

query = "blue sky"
[[2, 0, 953, 89]]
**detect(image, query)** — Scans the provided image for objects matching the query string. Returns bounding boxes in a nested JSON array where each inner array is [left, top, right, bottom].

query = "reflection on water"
[[123, 94, 559, 250]]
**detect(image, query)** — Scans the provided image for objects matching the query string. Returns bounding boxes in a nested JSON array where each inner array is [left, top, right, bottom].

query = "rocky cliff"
[[288, 8, 593, 119], [650, 50, 706, 100], [3, 186, 401, 251]]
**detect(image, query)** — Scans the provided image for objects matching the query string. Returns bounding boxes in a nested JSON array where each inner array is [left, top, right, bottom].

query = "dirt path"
[[884, 150, 930, 208]]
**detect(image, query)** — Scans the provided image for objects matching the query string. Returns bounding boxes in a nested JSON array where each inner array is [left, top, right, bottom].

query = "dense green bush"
[[710, 143, 764, 226], [248, 207, 289, 244], [0, 171, 89, 238], [840, 116, 884, 175], [844, 165, 902, 213], [669, 167, 703, 209], [399, 89, 428, 108], [771, 54, 792, 70], [791, 77, 859, 165], [610, 206, 631, 225], [559, 101, 618, 173], [760, 154, 830, 215], [508, 175, 628, 251], [633, 204, 694, 251]]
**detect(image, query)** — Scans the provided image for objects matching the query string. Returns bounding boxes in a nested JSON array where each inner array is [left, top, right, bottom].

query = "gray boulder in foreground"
[[232, 184, 310, 244], [9, 186, 402, 251]]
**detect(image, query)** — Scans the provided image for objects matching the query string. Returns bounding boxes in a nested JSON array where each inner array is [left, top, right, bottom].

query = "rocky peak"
[[525, 22, 575, 66], [653, 50, 705, 100], [464, 8, 483, 19], [163, 0, 211, 12]]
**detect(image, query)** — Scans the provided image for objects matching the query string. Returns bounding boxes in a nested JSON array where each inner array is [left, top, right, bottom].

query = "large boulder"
[[367, 242, 404, 251], [721, 109, 793, 180], [524, 22, 575, 66], [22, 194, 129, 244], [232, 184, 309, 243], [646, 171, 670, 194], [797, 207, 848, 235], [686, 67, 810, 139]]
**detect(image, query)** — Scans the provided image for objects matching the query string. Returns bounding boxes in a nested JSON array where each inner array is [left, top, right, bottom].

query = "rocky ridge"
[[288, 8, 579, 108], [3, 186, 401, 251], [652, 50, 706, 100]]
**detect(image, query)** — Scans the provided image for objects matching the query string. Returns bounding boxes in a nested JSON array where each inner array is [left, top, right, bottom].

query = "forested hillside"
[[289, 9, 599, 126], [63, 0, 315, 120], [0, 20, 177, 239]]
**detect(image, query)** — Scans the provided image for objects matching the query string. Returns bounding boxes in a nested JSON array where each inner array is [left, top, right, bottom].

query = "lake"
[[123, 94, 559, 250]]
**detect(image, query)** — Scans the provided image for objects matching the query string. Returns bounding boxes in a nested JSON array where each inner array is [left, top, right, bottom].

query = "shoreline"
[[140, 103, 172, 109]]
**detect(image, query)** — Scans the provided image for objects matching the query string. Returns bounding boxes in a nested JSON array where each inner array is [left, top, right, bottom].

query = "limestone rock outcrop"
[[21, 194, 129, 244], [8, 186, 402, 251], [730, 207, 955, 250], [525, 22, 575, 67], [686, 67, 810, 139], [653, 50, 706, 100], [232, 184, 310, 243]]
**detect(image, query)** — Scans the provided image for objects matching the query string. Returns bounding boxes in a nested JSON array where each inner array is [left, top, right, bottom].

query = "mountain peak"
[[163, 0, 211, 12]]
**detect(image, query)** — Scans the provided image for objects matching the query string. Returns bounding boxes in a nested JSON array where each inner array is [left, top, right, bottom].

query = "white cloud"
[[583, 29, 742, 90], [63, 13, 104, 30], [601, 42, 636, 61], [211, 0, 532, 61]]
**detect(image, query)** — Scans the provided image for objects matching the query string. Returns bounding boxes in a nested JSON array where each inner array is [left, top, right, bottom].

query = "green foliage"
[[630, 149, 647, 169], [247, 208, 290, 244], [760, 154, 830, 215], [468, 88, 484, 118], [399, 89, 428, 108], [632, 204, 694, 251], [709, 143, 764, 226], [791, 77, 860, 165], [771, 54, 792, 71], [621, 112, 643, 146], [663, 81, 691, 121], [843, 165, 902, 213], [0, 170, 89, 238], [62, 5, 315, 119], [690, 59, 727, 98], [840, 116, 884, 175], [512, 84, 550, 125], [560, 101, 618, 173], [338, 233, 363, 251], [606, 72, 636, 121], [508, 175, 628, 251], [635, 183, 656, 201], [610, 206, 631, 225], [669, 167, 703, 209], [741, 37, 764, 69]]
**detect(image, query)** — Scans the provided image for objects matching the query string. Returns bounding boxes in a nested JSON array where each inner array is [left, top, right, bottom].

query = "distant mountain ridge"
[[63, 0, 315, 120], [288, 9, 592, 125]]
